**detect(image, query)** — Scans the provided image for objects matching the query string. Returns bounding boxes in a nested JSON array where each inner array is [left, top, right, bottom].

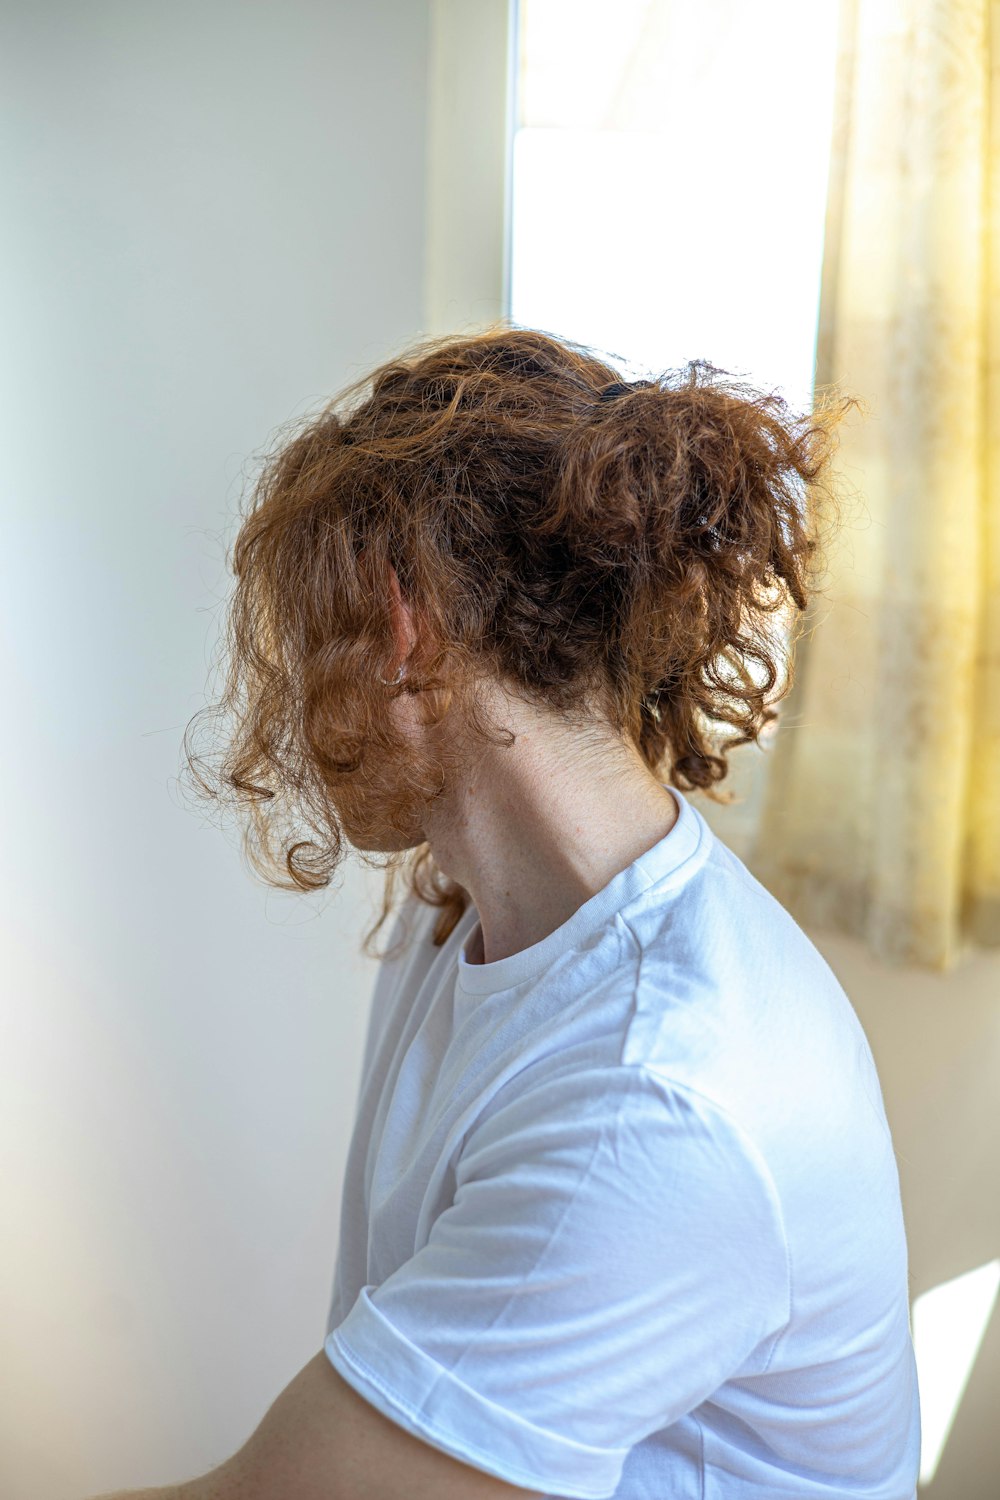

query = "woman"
[[181, 324, 921, 1499]]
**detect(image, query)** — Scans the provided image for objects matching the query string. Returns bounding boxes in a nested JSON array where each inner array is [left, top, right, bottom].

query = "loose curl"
[[181, 322, 860, 960]]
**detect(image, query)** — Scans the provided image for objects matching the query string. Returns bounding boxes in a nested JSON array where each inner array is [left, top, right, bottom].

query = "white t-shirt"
[[323, 783, 921, 1499]]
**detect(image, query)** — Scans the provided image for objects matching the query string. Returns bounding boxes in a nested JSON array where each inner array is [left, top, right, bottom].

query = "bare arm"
[[80, 1350, 541, 1500]]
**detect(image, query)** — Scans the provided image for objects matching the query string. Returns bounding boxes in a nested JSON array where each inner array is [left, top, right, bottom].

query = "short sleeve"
[[324, 1064, 790, 1500]]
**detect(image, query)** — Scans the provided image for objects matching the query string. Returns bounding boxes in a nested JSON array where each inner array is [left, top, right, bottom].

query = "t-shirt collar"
[[454, 783, 710, 996]]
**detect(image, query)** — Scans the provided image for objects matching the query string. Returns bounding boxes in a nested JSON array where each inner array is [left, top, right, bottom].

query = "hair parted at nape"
[[181, 320, 862, 961]]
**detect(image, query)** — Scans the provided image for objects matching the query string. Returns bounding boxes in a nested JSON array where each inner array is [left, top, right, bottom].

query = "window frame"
[[422, 0, 518, 336]]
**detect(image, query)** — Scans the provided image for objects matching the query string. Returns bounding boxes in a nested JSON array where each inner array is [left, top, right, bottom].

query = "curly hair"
[[181, 321, 859, 960]]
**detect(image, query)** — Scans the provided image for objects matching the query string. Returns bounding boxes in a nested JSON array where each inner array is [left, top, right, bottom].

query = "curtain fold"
[[741, 0, 1000, 972]]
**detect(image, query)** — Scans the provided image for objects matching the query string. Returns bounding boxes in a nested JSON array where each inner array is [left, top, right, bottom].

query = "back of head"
[[182, 321, 858, 952]]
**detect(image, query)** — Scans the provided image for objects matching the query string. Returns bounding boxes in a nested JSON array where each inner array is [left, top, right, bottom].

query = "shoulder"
[[620, 845, 858, 1093]]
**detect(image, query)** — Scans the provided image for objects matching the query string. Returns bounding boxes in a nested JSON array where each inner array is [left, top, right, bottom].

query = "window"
[[509, 0, 841, 411]]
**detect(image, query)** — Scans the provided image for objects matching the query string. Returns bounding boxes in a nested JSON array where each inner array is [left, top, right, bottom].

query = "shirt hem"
[[325, 1286, 627, 1499]]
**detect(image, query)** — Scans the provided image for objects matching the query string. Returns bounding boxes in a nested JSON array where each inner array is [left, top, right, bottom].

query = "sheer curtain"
[[742, 0, 1000, 972]]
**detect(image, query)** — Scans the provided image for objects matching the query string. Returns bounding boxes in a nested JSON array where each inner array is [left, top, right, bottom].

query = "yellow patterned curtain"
[[743, 0, 1000, 971]]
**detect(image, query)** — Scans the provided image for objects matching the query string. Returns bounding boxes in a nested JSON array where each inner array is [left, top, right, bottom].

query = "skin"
[[373, 563, 680, 967], [84, 1352, 542, 1499]]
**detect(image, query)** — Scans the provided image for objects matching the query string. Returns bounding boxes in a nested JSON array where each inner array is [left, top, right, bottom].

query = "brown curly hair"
[[181, 321, 859, 960]]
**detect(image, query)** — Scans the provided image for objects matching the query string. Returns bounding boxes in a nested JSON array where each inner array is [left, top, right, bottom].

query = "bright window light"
[[510, 0, 841, 411], [912, 1258, 1000, 1485]]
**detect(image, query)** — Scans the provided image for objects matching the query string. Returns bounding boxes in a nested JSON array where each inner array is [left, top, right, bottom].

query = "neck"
[[421, 699, 679, 966]]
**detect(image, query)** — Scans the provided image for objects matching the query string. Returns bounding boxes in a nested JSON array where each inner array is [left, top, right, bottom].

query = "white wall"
[[0, 4, 432, 1496]]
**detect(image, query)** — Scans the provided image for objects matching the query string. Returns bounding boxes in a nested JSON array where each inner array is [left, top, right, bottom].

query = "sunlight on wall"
[[912, 1258, 1000, 1485], [510, 0, 841, 411]]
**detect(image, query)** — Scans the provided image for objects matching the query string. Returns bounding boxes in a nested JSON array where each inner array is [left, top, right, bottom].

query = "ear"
[[385, 562, 418, 667], [357, 548, 417, 668]]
